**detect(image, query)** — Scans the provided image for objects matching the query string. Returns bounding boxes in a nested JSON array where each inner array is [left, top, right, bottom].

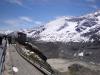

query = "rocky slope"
[[26, 10, 100, 42]]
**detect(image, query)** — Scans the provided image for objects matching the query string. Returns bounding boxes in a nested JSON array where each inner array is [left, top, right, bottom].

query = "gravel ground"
[[47, 58, 100, 73]]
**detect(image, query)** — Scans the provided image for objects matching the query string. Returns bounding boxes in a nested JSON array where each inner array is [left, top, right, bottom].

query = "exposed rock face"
[[25, 10, 100, 42]]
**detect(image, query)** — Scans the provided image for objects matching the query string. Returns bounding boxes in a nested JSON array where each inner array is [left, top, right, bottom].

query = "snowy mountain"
[[0, 30, 13, 35], [26, 10, 100, 42]]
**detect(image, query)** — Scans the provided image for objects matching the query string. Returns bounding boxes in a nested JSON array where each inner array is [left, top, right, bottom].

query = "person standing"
[[8, 36, 12, 45], [0, 36, 3, 45]]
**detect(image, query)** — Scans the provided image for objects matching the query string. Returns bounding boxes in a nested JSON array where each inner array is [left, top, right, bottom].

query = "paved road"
[[5, 45, 44, 75]]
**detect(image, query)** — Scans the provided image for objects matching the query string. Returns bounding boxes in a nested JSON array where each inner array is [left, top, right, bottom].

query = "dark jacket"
[[0, 36, 3, 45]]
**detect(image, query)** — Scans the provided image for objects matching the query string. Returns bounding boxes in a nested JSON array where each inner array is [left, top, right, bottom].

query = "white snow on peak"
[[0, 30, 13, 35], [39, 17, 82, 42], [45, 17, 66, 32], [25, 10, 100, 42]]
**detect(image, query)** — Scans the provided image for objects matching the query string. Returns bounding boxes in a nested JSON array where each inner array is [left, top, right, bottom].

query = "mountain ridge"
[[1, 10, 100, 42], [25, 10, 100, 42]]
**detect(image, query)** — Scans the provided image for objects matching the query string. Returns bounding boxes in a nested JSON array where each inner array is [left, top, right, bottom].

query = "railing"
[[14, 43, 55, 75], [0, 40, 7, 75]]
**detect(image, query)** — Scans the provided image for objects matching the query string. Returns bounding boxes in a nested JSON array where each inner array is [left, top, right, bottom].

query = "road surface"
[[4, 44, 44, 75]]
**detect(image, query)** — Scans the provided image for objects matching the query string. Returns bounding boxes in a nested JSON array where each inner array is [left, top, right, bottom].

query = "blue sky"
[[0, 0, 100, 30]]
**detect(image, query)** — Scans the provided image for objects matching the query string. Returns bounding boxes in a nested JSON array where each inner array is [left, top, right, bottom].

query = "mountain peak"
[[25, 10, 100, 42]]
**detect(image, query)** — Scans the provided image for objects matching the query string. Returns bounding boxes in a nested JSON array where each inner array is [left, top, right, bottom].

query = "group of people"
[[7, 36, 12, 45], [0, 36, 3, 45], [0, 35, 12, 46]]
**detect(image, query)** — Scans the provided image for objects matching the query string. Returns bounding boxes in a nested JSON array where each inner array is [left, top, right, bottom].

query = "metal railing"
[[0, 40, 7, 75]]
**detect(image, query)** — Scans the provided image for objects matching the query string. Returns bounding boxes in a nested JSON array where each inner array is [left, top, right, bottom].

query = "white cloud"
[[4, 19, 18, 26], [85, 0, 98, 9], [90, 4, 98, 9], [6, 0, 49, 6], [20, 16, 32, 22], [41, 0, 49, 2], [6, 0, 33, 9], [34, 21, 42, 25], [86, 0, 95, 3], [4, 16, 33, 26], [4, 16, 43, 27], [6, 0, 23, 6]]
